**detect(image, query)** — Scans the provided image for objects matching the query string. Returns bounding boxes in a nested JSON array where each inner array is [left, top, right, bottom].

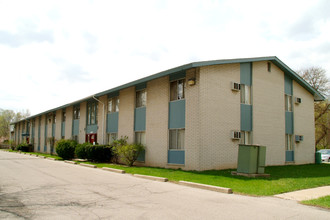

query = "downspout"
[[93, 95, 105, 145]]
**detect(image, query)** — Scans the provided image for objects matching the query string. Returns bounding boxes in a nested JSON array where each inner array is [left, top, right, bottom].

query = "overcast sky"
[[1, 0, 329, 115]]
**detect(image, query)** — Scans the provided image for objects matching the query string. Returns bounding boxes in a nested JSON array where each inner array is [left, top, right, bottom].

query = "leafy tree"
[[0, 109, 31, 140], [297, 67, 329, 149]]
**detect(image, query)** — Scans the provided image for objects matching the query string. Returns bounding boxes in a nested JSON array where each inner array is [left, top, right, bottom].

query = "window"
[[87, 102, 98, 125], [73, 106, 80, 120], [135, 132, 146, 145], [285, 95, 292, 112], [73, 135, 78, 142], [169, 129, 185, 149], [267, 62, 271, 72], [107, 133, 117, 145], [240, 84, 251, 104], [240, 131, 251, 145], [136, 90, 146, 108], [62, 110, 66, 122], [108, 97, 119, 113], [170, 79, 185, 101], [285, 134, 293, 151], [52, 113, 56, 124]]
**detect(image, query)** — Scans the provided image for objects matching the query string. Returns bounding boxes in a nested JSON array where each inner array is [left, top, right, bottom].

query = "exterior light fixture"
[[188, 78, 196, 86]]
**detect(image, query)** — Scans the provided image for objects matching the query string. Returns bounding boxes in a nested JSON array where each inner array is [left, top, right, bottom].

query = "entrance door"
[[85, 133, 97, 144]]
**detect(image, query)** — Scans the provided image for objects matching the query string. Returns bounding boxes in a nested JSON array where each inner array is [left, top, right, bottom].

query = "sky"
[[1, 0, 329, 116]]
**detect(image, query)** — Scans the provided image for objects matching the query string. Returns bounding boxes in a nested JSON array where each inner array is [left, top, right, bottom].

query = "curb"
[[65, 160, 77, 165], [102, 167, 125, 174], [179, 181, 233, 194], [46, 157, 56, 161], [133, 174, 168, 182], [79, 163, 97, 168]]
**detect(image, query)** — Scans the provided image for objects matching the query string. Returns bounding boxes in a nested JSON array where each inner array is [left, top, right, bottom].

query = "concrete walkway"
[[274, 186, 330, 201]]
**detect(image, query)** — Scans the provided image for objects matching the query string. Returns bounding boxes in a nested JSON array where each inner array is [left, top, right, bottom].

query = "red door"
[[85, 134, 97, 144]]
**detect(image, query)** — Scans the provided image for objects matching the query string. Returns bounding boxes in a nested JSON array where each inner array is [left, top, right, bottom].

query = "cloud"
[[0, 29, 54, 47]]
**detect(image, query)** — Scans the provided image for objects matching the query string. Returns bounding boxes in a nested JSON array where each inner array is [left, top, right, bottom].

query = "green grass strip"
[[301, 196, 330, 209]]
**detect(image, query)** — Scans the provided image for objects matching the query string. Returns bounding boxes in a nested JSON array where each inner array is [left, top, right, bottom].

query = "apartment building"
[[11, 57, 324, 170]]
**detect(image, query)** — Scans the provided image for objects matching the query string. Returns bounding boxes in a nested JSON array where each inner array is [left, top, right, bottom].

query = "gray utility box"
[[237, 144, 266, 174]]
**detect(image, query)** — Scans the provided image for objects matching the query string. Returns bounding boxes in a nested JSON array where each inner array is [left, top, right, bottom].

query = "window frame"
[[87, 102, 98, 125], [285, 134, 293, 151], [240, 84, 251, 105], [73, 106, 80, 120], [285, 94, 292, 112], [240, 131, 252, 145]]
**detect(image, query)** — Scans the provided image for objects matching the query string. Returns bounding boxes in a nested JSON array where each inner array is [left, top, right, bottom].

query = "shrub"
[[75, 142, 90, 159], [55, 139, 77, 160], [111, 136, 128, 163], [16, 142, 30, 152], [115, 143, 145, 167], [85, 144, 113, 162]]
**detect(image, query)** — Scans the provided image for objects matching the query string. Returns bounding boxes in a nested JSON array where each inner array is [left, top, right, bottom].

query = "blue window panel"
[[169, 100, 185, 129], [61, 122, 65, 137], [136, 82, 147, 91], [134, 107, 146, 131], [241, 104, 252, 131], [240, 63, 252, 86], [168, 150, 185, 164], [86, 124, 98, 134], [52, 124, 55, 137], [285, 111, 294, 134], [169, 71, 186, 81], [44, 145, 47, 152], [108, 91, 119, 99], [286, 150, 294, 162], [107, 112, 119, 133], [37, 145, 40, 151], [285, 75, 293, 95], [136, 150, 145, 162], [72, 119, 79, 135]]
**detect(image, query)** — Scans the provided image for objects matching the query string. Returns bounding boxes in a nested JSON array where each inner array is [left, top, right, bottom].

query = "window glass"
[[108, 97, 119, 113], [240, 84, 251, 104], [87, 102, 98, 125], [240, 131, 251, 145], [135, 132, 146, 145], [136, 90, 146, 108], [73, 106, 80, 120], [285, 95, 292, 112], [286, 134, 293, 151], [107, 133, 117, 144], [169, 129, 185, 149], [170, 80, 185, 101], [62, 110, 66, 122]]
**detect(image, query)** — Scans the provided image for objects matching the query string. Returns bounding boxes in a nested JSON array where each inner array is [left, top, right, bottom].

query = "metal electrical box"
[[237, 144, 266, 174]]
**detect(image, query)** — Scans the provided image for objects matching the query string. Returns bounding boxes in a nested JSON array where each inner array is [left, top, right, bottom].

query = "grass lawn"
[[301, 196, 330, 209], [80, 162, 330, 196]]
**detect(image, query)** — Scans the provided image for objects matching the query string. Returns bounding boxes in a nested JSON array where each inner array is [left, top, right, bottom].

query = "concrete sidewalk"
[[274, 186, 330, 201]]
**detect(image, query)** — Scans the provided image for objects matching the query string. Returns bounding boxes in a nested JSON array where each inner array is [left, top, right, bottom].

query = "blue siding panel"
[[86, 124, 98, 134], [134, 107, 146, 131], [61, 122, 65, 137], [285, 111, 294, 134], [241, 104, 252, 131], [286, 150, 294, 162], [285, 75, 293, 95], [136, 150, 145, 162], [169, 71, 186, 81], [168, 150, 185, 164], [107, 112, 119, 133], [73, 119, 79, 135], [240, 63, 252, 86], [169, 100, 186, 129]]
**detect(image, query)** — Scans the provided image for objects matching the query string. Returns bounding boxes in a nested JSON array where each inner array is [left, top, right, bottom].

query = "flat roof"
[[12, 56, 325, 124]]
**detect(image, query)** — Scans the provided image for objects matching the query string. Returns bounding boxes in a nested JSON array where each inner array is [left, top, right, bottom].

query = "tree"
[[0, 109, 31, 140], [297, 67, 329, 149]]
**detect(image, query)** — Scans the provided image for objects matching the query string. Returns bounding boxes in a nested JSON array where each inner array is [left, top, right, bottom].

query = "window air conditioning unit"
[[231, 130, 241, 140], [295, 97, 302, 104], [231, 82, 240, 91], [295, 135, 304, 142]]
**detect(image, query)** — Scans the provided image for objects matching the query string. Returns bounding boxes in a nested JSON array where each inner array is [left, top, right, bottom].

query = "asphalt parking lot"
[[0, 150, 329, 220]]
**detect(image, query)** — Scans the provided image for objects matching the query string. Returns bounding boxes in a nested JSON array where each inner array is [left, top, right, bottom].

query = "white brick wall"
[[293, 80, 315, 164], [253, 61, 285, 165], [118, 87, 135, 143], [145, 76, 169, 167], [65, 106, 73, 139], [97, 95, 108, 145], [198, 64, 241, 170]]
